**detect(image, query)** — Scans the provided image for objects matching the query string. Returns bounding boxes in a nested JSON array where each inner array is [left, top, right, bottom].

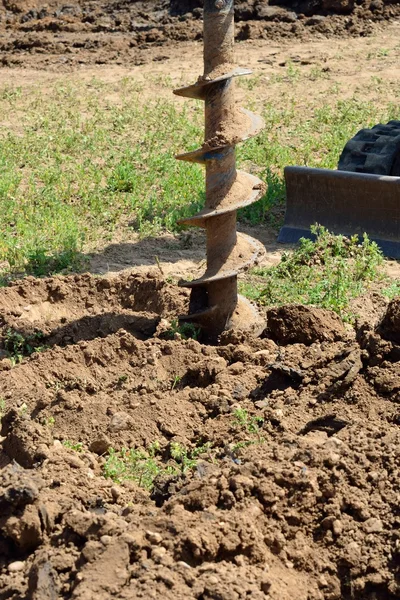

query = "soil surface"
[[1, 0, 400, 68], [0, 272, 399, 599], [1, 3, 400, 599]]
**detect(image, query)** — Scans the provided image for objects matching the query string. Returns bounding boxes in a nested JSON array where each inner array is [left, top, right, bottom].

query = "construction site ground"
[[1, 3, 400, 600]]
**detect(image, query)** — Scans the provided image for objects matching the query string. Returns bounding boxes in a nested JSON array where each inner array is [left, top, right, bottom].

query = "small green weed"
[[382, 280, 400, 300], [4, 328, 47, 365], [18, 403, 28, 415], [308, 66, 331, 81], [171, 375, 182, 390], [63, 440, 84, 452], [233, 408, 264, 437], [169, 441, 212, 474], [103, 445, 163, 489], [242, 226, 384, 322], [271, 61, 300, 84], [232, 408, 265, 449], [163, 319, 201, 341], [0, 398, 5, 422], [103, 441, 212, 489]]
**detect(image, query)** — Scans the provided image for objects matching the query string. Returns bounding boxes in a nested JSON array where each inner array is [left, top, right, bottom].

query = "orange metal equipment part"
[[174, 0, 266, 341]]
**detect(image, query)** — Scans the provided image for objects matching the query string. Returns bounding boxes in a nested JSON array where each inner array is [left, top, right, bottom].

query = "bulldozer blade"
[[278, 166, 400, 258]]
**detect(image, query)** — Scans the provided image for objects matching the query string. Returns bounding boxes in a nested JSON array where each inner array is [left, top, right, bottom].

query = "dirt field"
[[1, 0, 400, 68], [1, 2, 400, 600], [0, 273, 399, 599]]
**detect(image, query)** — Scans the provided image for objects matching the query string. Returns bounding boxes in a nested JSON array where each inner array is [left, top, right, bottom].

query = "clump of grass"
[[163, 319, 201, 341], [103, 441, 211, 490], [382, 280, 400, 300], [3, 328, 47, 365], [63, 440, 84, 452], [241, 226, 384, 322]]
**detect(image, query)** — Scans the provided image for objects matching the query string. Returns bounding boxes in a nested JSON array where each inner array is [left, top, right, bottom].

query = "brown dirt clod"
[[264, 304, 347, 345], [378, 297, 400, 343]]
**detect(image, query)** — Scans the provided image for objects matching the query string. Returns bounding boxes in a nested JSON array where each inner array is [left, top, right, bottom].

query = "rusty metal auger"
[[174, 0, 266, 341]]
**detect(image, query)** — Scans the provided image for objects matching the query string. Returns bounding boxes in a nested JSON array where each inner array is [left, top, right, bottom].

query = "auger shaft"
[[204, 0, 237, 332], [174, 0, 266, 340]]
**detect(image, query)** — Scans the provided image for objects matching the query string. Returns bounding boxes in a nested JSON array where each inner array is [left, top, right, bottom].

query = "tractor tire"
[[338, 120, 400, 176]]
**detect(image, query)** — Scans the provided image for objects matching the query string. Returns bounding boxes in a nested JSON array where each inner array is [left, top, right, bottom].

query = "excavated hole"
[[0, 273, 189, 355]]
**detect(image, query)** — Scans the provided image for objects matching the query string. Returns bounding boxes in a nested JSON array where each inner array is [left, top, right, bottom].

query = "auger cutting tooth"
[[175, 0, 266, 341]]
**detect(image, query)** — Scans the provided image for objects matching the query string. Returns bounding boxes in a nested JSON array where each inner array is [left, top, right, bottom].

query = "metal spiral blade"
[[174, 0, 266, 341]]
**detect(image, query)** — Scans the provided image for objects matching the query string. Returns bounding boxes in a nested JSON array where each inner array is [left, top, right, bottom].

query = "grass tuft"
[[103, 441, 212, 490], [240, 226, 384, 322]]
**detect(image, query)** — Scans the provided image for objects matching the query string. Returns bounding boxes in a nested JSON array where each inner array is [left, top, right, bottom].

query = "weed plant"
[[3, 328, 47, 365], [0, 398, 5, 423], [231, 408, 265, 448], [63, 440, 84, 452], [103, 441, 211, 490], [163, 319, 201, 341], [241, 226, 384, 322], [382, 280, 400, 299]]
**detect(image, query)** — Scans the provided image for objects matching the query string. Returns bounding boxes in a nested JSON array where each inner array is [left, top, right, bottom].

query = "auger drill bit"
[[174, 0, 266, 341]]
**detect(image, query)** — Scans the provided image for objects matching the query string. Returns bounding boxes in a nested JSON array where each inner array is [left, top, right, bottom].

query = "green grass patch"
[[1, 74, 400, 278], [382, 280, 400, 300], [3, 328, 47, 365], [240, 226, 384, 322], [103, 441, 212, 490]]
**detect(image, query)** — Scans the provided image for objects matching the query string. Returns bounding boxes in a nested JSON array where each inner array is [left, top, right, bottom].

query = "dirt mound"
[[1, 0, 400, 68], [0, 272, 399, 599], [378, 297, 400, 344], [265, 304, 346, 345]]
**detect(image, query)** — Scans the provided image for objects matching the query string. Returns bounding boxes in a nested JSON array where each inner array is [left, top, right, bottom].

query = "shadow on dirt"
[[45, 312, 159, 346], [87, 226, 284, 276], [2, 227, 284, 289], [87, 231, 206, 276], [0, 313, 159, 361]]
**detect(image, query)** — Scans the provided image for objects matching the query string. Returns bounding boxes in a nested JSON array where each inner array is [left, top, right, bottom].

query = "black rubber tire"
[[338, 120, 400, 176]]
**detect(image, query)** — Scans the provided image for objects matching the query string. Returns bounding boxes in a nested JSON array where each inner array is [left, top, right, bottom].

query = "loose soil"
[[1, 3, 400, 599], [0, 272, 399, 599], [1, 0, 400, 68]]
